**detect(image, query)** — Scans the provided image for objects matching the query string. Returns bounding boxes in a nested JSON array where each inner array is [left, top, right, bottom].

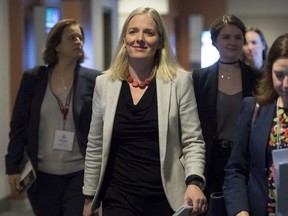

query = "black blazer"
[[224, 97, 276, 216], [192, 61, 257, 177], [5, 65, 101, 175]]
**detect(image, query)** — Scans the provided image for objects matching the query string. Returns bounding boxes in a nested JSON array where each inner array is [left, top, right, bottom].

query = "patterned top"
[[267, 107, 288, 215]]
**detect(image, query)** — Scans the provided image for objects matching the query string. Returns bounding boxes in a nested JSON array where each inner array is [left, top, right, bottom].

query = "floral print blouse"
[[267, 106, 288, 215]]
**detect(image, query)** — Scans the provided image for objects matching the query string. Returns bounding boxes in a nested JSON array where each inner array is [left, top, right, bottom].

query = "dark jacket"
[[224, 97, 275, 216], [192, 61, 256, 180], [5, 65, 101, 175]]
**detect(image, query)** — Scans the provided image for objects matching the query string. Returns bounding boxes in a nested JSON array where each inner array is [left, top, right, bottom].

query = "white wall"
[[0, 0, 11, 200], [91, 0, 118, 70], [228, 0, 288, 48]]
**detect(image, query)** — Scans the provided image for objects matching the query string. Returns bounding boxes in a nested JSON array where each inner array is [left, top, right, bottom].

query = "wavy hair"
[[106, 7, 187, 81]]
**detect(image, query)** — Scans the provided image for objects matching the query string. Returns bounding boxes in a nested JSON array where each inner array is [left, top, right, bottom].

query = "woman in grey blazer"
[[83, 7, 207, 216]]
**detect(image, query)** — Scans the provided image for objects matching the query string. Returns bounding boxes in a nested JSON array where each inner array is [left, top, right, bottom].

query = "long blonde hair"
[[106, 7, 187, 81]]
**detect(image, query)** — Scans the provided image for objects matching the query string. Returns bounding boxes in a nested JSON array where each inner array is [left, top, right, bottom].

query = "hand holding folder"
[[272, 148, 288, 216], [17, 156, 36, 194]]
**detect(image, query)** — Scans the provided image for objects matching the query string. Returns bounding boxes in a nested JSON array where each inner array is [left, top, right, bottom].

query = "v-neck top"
[[217, 90, 242, 141], [38, 86, 84, 175], [103, 79, 164, 196]]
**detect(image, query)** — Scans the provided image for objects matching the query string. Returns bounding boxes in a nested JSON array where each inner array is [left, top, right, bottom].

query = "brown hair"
[[245, 27, 268, 61], [210, 14, 246, 46], [256, 33, 288, 105], [42, 19, 85, 66]]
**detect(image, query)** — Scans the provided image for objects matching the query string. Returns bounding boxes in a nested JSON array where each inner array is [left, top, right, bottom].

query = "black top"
[[104, 79, 165, 196], [217, 91, 242, 141]]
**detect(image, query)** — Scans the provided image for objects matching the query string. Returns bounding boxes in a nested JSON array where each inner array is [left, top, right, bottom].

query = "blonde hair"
[[106, 7, 187, 81]]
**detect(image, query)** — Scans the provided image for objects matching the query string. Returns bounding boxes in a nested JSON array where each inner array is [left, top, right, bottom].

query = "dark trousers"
[[102, 185, 174, 216], [202, 142, 231, 216], [27, 170, 85, 216], [205, 142, 232, 199]]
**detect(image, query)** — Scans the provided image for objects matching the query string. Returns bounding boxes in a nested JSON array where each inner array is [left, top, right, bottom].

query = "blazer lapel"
[[251, 101, 276, 170], [33, 68, 49, 116], [205, 63, 219, 132], [207, 63, 219, 107], [73, 67, 86, 128], [102, 78, 122, 157], [156, 78, 171, 160]]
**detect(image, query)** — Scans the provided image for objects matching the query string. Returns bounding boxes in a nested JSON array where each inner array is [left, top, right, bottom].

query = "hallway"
[[0, 199, 33, 216]]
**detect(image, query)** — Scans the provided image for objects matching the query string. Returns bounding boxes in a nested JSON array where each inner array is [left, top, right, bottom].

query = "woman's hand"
[[236, 211, 249, 216], [8, 174, 21, 192], [183, 184, 208, 215], [83, 198, 99, 216]]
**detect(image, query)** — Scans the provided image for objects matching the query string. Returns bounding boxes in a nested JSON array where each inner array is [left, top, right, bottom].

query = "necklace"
[[62, 79, 68, 90], [219, 71, 233, 80], [219, 60, 240, 65], [127, 74, 151, 89], [51, 67, 72, 91], [60, 72, 68, 90]]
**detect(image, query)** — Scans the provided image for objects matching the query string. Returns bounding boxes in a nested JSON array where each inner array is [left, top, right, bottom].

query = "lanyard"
[[276, 105, 281, 149], [49, 71, 73, 130], [54, 89, 73, 130]]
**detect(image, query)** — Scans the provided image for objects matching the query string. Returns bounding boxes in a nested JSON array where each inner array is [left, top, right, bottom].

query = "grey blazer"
[[83, 71, 206, 211]]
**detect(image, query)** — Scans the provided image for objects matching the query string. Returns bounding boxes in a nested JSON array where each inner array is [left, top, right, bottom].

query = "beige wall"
[[228, 0, 288, 49], [168, 0, 227, 70]]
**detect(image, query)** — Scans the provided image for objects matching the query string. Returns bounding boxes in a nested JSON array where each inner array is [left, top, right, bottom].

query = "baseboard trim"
[[0, 197, 32, 213], [0, 197, 9, 212]]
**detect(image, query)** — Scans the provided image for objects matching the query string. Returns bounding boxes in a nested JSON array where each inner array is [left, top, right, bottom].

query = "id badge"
[[53, 130, 75, 151]]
